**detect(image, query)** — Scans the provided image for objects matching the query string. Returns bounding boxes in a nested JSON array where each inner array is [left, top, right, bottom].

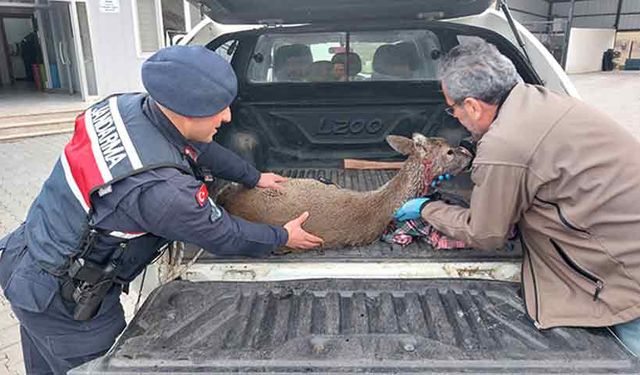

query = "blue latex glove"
[[393, 198, 430, 221], [431, 173, 452, 188]]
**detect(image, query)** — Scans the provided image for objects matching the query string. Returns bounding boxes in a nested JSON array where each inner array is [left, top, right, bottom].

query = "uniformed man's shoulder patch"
[[208, 197, 222, 222], [196, 184, 208, 207]]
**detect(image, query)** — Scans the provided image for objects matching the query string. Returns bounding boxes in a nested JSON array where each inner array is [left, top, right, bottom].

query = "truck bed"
[[72, 279, 639, 374]]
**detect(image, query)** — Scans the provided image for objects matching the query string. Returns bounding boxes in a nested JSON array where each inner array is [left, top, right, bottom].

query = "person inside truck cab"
[[372, 43, 418, 80], [331, 52, 363, 81], [305, 60, 334, 82], [0, 45, 324, 374], [395, 40, 640, 355], [273, 44, 313, 82]]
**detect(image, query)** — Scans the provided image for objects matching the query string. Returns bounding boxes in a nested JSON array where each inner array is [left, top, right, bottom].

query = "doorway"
[[0, 15, 43, 88], [0, 1, 98, 117], [42, 0, 97, 99], [614, 31, 640, 70]]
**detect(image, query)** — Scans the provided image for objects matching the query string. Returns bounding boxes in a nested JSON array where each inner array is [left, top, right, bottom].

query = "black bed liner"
[[72, 279, 639, 374]]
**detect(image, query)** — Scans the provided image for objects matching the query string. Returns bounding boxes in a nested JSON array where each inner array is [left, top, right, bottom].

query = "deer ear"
[[386, 135, 414, 155]]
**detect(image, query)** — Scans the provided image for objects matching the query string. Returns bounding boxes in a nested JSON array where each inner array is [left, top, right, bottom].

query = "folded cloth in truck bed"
[[381, 218, 467, 249]]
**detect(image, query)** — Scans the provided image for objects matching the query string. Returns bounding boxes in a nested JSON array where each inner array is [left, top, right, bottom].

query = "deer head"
[[387, 133, 473, 196]]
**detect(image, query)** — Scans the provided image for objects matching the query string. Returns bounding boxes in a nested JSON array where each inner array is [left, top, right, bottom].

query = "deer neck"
[[370, 155, 436, 216]]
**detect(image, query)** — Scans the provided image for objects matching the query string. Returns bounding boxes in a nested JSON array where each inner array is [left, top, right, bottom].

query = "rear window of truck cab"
[[246, 29, 443, 83]]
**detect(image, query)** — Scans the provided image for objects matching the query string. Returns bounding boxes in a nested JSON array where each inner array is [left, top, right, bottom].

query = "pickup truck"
[[72, 1, 640, 373]]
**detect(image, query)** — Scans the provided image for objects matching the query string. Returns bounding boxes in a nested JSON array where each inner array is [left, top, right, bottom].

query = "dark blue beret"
[[141, 45, 237, 117]]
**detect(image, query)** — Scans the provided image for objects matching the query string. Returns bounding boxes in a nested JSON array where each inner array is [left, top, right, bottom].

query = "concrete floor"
[[0, 81, 91, 117], [0, 71, 638, 375], [570, 71, 640, 139]]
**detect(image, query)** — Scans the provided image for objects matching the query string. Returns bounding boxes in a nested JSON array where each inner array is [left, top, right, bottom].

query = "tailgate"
[[73, 279, 639, 374]]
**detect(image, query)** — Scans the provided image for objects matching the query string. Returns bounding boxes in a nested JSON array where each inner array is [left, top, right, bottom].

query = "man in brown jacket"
[[395, 40, 640, 355]]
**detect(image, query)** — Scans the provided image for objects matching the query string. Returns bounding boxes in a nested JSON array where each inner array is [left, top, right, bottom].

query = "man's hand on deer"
[[284, 211, 325, 249], [257, 173, 288, 190], [394, 198, 430, 221], [394, 192, 441, 221]]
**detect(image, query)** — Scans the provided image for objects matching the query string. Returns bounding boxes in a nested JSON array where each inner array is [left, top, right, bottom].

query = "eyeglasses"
[[444, 99, 467, 117], [444, 105, 456, 117], [444, 103, 459, 117]]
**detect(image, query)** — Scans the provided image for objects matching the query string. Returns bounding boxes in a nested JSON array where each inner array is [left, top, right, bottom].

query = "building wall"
[[84, 0, 203, 97], [620, 0, 640, 30], [552, 0, 640, 30], [507, 0, 640, 31], [85, 0, 147, 97], [509, 0, 550, 23], [565, 28, 616, 73]]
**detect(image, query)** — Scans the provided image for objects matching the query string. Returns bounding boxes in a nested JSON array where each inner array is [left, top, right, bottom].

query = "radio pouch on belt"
[[61, 236, 127, 321]]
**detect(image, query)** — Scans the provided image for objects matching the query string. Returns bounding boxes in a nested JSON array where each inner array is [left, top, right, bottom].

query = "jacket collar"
[[487, 84, 522, 126], [475, 83, 523, 143], [492, 83, 518, 121], [143, 96, 200, 161]]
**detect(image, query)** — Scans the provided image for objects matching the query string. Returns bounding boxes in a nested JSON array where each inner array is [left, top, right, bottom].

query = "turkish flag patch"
[[195, 184, 209, 207]]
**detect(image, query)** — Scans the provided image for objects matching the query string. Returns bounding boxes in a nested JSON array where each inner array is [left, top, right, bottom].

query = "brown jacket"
[[422, 83, 640, 329]]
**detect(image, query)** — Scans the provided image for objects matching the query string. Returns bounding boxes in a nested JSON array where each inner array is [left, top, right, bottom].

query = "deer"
[[217, 134, 472, 249]]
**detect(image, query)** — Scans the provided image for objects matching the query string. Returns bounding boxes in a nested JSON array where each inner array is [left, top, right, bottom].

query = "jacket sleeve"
[[125, 171, 287, 257], [194, 141, 261, 188], [421, 163, 537, 250]]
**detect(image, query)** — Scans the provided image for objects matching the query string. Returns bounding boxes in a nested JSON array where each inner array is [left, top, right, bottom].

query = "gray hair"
[[438, 40, 519, 105]]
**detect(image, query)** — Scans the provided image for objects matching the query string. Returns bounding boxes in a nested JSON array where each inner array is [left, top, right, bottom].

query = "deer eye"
[[447, 149, 454, 155]]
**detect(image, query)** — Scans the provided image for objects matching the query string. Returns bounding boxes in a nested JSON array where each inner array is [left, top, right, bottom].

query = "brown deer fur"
[[218, 134, 472, 248]]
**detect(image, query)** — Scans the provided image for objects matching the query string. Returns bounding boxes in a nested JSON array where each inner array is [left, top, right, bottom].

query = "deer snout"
[[448, 146, 474, 175]]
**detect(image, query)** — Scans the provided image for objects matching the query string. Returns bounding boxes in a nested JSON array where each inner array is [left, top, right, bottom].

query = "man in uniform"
[[0, 45, 324, 374]]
